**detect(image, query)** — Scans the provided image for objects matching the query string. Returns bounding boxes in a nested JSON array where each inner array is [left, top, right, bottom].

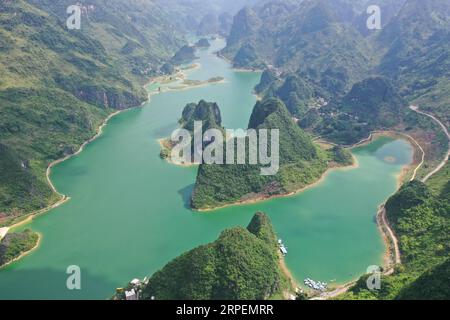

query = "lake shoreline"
[[1, 38, 422, 300], [194, 130, 423, 213], [190, 131, 420, 300], [158, 138, 200, 168], [4, 109, 135, 232], [313, 132, 422, 299], [0, 232, 42, 270], [194, 156, 360, 213], [215, 52, 264, 73], [145, 62, 229, 96], [0, 47, 227, 261]]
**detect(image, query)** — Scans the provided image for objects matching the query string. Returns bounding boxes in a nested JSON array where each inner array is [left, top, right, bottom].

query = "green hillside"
[[377, 0, 450, 127], [301, 77, 408, 145], [275, 75, 315, 117], [223, 0, 375, 96], [0, 229, 39, 267], [191, 98, 333, 210], [160, 100, 223, 161], [225, 0, 450, 153], [0, 0, 182, 225], [28, 0, 185, 79], [180, 100, 223, 133], [396, 258, 450, 300], [120, 212, 290, 300]]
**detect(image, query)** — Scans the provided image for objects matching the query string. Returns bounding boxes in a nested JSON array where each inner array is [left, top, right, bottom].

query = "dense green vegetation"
[[377, 0, 450, 128], [180, 100, 223, 133], [28, 0, 185, 79], [171, 45, 197, 65], [339, 165, 450, 300], [121, 212, 289, 300], [0, 0, 184, 224], [254, 69, 280, 96], [160, 100, 223, 160], [223, 0, 376, 96], [224, 0, 449, 159], [328, 146, 354, 166], [301, 77, 408, 145], [396, 259, 450, 300], [0, 143, 56, 223], [276, 75, 315, 117], [0, 229, 39, 267], [191, 98, 332, 210]]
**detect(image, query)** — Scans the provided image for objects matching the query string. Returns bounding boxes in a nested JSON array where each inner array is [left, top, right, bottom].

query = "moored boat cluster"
[[304, 278, 328, 291]]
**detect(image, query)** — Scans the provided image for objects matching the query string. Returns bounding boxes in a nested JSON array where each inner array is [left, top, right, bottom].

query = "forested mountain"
[[115, 212, 290, 300], [300, 77, 408, 144], [203, 2, 450, 299], [0, 0, 184, 224], [0, 0, 448, 301], [28, 0, 185, 79], [180, 100, 223, 133], [156, 0, 261, 36], [376, 0, 450, 127], [223, 0, 449, 179], [191, 98, 331, 210], [226, 0, 450, 125], [222, 0, 376, 96], [160, 100, 223, 161]]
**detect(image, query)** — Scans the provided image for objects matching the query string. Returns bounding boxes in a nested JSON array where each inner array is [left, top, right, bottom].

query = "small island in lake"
[[160, 100, 224, 163]]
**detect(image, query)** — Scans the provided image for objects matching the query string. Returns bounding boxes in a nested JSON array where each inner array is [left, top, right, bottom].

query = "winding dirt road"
[[409, 106, 450, 182], [314, 106, 450, 300]]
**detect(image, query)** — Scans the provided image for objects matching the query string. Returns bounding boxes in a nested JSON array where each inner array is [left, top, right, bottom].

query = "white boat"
[[278, 239, 288, 255]]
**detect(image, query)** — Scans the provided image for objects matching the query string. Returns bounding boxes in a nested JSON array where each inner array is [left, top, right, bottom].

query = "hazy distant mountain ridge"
[[377, 0, 450, 126], [225, 0, 450, 143], [223, 0, 376, 101], [28, 0, 185, 78]]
